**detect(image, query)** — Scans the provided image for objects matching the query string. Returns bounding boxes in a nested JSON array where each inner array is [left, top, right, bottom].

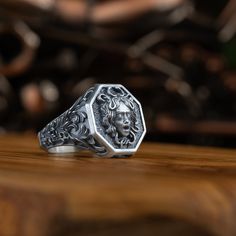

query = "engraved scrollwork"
[[39, 87, 107, 155]]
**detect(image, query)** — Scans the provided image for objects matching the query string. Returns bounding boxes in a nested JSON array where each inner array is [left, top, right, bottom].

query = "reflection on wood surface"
[[0, 135, 236, 235]]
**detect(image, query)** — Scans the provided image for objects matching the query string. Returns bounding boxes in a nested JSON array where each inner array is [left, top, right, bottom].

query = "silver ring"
[[38, 84, 146, 157]]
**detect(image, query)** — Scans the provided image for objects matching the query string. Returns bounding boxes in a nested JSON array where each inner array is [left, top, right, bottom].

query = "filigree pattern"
[[39, 87, 107, 155]]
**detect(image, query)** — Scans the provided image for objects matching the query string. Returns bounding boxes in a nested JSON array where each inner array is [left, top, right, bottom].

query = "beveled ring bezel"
[[86, 84, 146, 156]]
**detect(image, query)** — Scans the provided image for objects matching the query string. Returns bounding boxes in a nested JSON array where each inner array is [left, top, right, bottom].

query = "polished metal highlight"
[[38, 84, 146, 157]]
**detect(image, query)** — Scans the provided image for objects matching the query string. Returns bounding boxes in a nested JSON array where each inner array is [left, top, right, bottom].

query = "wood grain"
[[0, 134, 236, 236]]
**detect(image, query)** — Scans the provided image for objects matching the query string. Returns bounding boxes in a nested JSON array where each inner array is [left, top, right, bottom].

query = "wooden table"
[[0, 134, 236, 236]]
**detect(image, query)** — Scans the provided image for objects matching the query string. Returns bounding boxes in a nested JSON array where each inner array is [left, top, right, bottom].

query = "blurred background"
[[0, 0, 236, 148]]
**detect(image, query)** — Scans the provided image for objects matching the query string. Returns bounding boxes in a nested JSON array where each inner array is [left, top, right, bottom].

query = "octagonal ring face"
[[89, 84, 146, 156]]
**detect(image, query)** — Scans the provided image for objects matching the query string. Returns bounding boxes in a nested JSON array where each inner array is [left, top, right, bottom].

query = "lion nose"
[[123, 114, 130, 125]]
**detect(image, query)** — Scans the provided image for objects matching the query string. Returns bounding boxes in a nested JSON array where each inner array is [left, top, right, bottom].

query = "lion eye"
[[115, 114, 123, 121]]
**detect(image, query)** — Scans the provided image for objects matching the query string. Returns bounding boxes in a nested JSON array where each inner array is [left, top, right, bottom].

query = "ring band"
[[38, 84, 146, 157]]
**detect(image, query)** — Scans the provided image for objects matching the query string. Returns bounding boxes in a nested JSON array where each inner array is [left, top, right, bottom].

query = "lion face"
[[113, 102, 131, 137]]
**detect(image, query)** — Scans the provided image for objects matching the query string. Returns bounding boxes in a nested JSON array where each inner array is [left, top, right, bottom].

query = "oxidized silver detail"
[[38, 84, 146, 157]]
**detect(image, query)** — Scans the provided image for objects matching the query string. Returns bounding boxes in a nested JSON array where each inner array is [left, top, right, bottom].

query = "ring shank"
[[48, 146, 77, 153]]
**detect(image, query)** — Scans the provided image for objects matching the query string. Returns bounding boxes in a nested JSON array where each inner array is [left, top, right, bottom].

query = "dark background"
[[0, 0, 236, 148]]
